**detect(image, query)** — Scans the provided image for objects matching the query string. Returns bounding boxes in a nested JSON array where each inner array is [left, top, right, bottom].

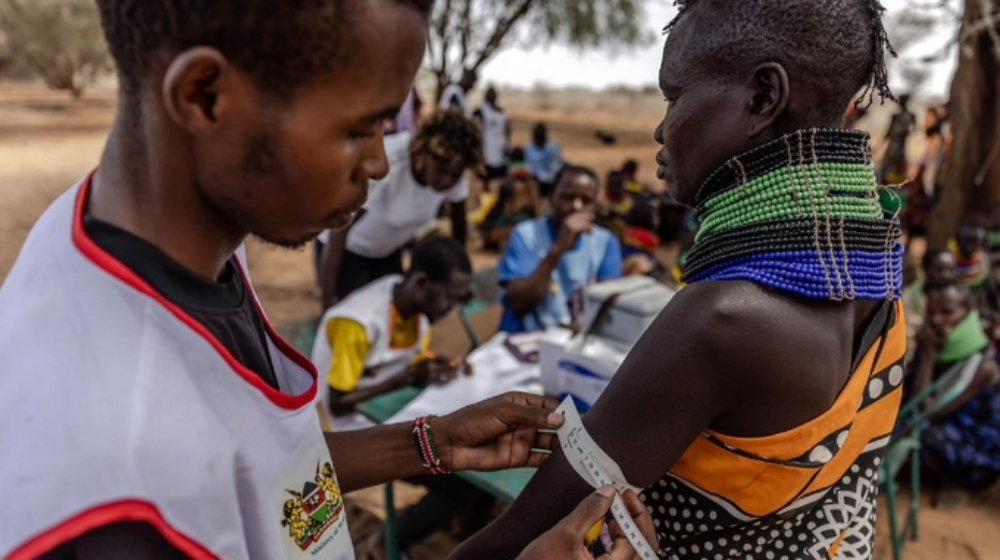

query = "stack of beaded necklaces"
[[683, 129, 903, 301]]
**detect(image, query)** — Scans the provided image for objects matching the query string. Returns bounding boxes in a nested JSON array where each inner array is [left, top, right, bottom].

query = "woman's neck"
[[684, 128, 903, 302]]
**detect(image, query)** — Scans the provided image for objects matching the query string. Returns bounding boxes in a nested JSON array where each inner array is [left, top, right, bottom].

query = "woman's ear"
[[746, 62, 790, 139]]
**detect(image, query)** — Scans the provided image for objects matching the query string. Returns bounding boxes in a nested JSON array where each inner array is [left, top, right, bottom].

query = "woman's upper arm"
[[583, 291, 732, 487], [451, 288, 735, 560]]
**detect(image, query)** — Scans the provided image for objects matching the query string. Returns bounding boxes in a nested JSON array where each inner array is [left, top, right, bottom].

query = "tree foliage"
[[0, 0, 110, 97], [427, 0, 650, 97]]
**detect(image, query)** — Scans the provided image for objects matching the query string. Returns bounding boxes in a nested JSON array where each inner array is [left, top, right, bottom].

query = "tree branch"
[[470, 0, 536, 71], [459, 0, 473, 69]]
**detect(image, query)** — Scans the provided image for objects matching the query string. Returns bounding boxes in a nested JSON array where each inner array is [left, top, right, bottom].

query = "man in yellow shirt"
[[312, 237, 472, 431]]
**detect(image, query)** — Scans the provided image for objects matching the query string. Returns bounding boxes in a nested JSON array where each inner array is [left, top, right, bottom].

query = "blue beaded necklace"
[[684, 129, 903, 302]]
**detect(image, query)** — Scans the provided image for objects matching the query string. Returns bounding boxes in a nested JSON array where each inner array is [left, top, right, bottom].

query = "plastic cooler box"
[[582, 276, 677, 348]]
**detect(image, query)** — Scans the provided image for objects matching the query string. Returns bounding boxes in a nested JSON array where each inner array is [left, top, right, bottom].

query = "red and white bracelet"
[[413, 416, 450, 475]]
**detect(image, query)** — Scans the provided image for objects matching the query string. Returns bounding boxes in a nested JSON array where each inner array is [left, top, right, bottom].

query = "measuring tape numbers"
[[555, 397, 659, 560]]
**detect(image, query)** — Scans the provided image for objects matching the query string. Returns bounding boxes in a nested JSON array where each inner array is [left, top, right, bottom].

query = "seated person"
[[603, 174, 662, 259], [480, 147, 541, 251], [498, 165, 622, 333], [952, 216, 990, 289], [601, 173, 663, 279], [904, 249, 959, 361], [952, 217, 1000, 333], [311, 237, 473, 432], [909, 280, 1000, 507], [320, 111, 481, 309], [621, 159, 651, 196], [602, 171, 635, 221]]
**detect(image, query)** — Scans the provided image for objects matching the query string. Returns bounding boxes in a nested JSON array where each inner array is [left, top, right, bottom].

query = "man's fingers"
[[501, 392, 562, 413], [533, 430, 557, 453], [557, 487, 615, 541], [497, 403, 564, 431]]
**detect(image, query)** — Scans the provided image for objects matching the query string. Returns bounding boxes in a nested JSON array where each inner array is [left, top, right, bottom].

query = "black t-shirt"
[[83, 216, 279, 390]]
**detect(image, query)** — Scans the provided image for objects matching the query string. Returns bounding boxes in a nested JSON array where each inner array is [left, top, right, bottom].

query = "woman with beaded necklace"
[[453, 1, 906, 559]]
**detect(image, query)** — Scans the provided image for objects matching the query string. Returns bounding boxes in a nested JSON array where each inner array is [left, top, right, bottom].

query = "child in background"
[[909, 280, 1000, 508]]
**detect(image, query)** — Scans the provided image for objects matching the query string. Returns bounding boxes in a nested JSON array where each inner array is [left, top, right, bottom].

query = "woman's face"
[[926, 286, 969, 335]]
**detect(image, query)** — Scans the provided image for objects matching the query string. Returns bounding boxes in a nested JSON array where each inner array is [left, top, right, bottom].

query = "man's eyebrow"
[[357, 105, 401, 124]]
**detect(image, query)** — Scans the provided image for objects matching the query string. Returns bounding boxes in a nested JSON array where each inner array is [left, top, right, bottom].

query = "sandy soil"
[[2, 82, 999, 560]]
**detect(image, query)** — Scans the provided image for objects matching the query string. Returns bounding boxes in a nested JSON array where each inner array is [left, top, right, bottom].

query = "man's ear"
[[411, 271, 429, 290], [162, 47, 242, 133], [746, 62, 790, 139]]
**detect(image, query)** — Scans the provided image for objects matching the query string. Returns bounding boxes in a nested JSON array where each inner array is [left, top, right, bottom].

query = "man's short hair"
[[666, 0, 896, 123], [96, 0, 433, 102], [408, 237, 473, 284], [553, 165, 599, 193]]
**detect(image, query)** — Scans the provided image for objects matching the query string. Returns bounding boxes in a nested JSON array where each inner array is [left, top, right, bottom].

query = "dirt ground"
[[2, 83, 1000, 560]]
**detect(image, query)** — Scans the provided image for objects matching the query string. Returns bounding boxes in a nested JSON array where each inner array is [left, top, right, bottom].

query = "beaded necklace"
[[684, 128, 902, 301], [949, 240, 989, 288]]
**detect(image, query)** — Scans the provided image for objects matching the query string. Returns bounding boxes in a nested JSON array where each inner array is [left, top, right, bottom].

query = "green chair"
[[879, 352, 983, 560]]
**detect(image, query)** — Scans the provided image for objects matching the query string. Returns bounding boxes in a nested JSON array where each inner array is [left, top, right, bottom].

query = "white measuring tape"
[[555, 397, 658, 559]]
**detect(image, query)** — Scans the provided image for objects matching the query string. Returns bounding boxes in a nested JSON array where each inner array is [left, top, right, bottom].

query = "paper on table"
[[386, 334, 542, 424]]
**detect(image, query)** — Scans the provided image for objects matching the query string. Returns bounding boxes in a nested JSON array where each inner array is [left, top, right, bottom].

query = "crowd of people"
[[846, 87, 1000, 508], [309, 85, 680, 557]]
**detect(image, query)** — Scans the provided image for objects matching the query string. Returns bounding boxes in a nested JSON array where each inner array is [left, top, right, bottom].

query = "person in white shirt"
[[438, 68, 477, 118], [312, 237, 472, 432], [321, 112, 479, 309], [386, 86, 422, 135], [474, 87, 511, 193]]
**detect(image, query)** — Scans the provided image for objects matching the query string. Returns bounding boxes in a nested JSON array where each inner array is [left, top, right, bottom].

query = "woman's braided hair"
[[410, 111, 483, 169], [664, 0, 897, 115]]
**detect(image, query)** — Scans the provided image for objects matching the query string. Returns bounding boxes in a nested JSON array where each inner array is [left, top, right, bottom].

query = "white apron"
[[311, 275, 429, 431], [0, 175, 354, 560]]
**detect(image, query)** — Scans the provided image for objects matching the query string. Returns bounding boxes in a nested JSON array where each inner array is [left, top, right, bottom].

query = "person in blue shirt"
[[499, 165, 622, 333], [525, 122, 563, 197]]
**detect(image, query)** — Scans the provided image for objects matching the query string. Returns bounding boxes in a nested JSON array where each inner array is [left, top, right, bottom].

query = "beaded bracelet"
[[413, 416, 450, 476]]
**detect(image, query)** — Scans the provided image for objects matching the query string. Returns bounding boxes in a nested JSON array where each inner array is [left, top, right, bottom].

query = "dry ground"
[[2, 82, 999, 560]]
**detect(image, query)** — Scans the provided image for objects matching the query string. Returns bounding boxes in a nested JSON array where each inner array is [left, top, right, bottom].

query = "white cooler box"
[[583, 276, 677, 348], [539, 329, 630, 410]]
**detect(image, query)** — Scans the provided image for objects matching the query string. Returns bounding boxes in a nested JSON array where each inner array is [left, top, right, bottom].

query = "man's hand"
[[555, 212, 595, 254], [411, 357, 470, 386], [432, 393, 563, 472], [516, 487, 659, 560]]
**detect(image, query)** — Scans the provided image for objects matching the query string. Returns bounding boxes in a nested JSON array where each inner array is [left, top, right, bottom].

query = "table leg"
[[384, 482, 400, 560]]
